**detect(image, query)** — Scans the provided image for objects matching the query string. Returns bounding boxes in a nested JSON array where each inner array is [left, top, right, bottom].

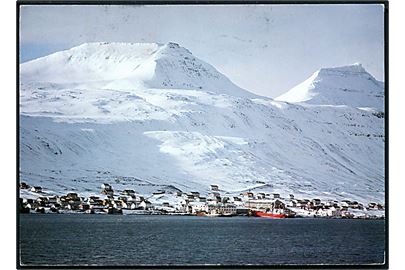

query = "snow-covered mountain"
[[21, 42, 257, 99], [275, 63, 384, 111], [19, 42, 385, 204]]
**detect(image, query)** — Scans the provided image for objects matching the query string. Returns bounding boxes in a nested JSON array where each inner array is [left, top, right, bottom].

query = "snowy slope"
[[20, 42, 161, 84], [19, 43, 385, 204], [275, 63, 384, 111]]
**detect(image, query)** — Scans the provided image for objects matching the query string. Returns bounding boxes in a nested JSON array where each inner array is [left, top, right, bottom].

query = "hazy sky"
[[19, 4, 384, 98]]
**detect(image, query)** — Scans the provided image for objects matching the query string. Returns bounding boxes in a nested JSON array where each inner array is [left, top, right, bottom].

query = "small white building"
[[271, 193, 280, 199], [121, 189, 136, 197], [242, 192, 254, 201], [101, 183, 112, 190], [312, 198, 322, 206], [327, 207, 341, 217], [218, 204, 237, 215], [208, 192, 220, 198], [47, 196, 58, 204], [256, 193, 266, 199], [196, 196, 207, 202], [340, 200, 350, 207], [206, 198, 218, 205], [30, 186, 42, 193], [189, 202, 207, 214], [206, 204, 237, 215], [288, 199, 298, 207], [139, 200, 151, 210]]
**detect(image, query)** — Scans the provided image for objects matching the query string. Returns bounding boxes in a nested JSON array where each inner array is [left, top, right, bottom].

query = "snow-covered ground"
[[19, 42, 385, 205]]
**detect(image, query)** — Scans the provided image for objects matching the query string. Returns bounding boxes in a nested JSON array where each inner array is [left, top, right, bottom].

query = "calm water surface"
[[19, 214, 385, 266]]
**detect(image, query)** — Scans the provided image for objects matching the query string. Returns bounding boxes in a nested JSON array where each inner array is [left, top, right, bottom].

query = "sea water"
[[19, 214, 385, 266]]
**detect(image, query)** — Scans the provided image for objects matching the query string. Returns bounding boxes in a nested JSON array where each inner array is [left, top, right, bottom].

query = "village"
[[19, 182, 385, 219]]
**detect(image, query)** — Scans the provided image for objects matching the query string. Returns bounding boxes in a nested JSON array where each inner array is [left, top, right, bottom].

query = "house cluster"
[[172, 185, 250, 216], [243, 192, 384, 218], [179, 188, 384, 219], [147, 185, 247, 216], [19, 182, 152, 215], [286, 196, 384, 218], [19, 182, 384, 219]]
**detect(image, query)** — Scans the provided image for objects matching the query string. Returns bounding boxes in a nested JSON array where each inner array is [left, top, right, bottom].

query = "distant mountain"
[[275, 63, 384, 111], [19, 43, 385, 204]]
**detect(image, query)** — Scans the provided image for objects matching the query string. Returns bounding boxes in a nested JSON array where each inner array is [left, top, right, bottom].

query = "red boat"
[[255, 211, 287, 218]]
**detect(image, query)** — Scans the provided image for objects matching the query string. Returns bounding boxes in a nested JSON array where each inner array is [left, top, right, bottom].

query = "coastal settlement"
[[19, 182, 384, 219]]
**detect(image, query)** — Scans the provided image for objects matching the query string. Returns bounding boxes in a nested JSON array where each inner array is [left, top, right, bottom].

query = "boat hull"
[[255, 211, 286, 218]]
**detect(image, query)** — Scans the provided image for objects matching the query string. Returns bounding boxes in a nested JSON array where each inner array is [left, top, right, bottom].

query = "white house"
[[189, 202, 207, 214], [101, 183, 112, 190], [271, 193, 280, 199], [139, 200, 151, 210], [30, 186, 42, 193]]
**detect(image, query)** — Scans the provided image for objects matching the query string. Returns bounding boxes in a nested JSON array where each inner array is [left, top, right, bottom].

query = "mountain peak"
[[275, 63, 384, 110], [20, 42, 258, 99], [154, 42, 193, 59], [318, 63, 366, 74], [163, 42, 181, 49]]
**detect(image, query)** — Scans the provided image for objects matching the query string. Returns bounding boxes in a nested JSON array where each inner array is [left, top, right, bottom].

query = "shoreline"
[[18, 209, 385, 220]]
